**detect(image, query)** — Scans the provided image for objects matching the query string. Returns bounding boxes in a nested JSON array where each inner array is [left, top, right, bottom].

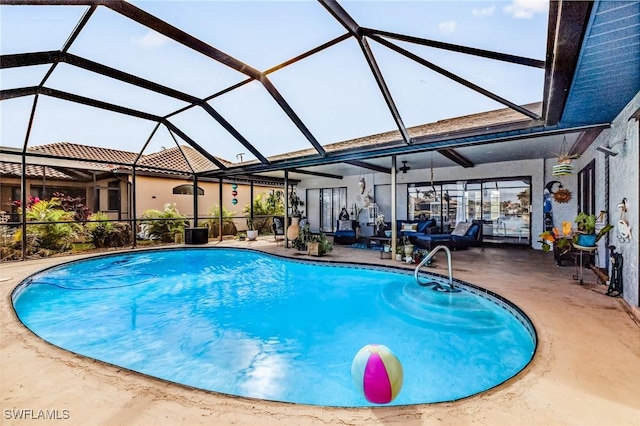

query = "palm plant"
[[243, 191, 284, 233], [13, 198, 80, 252], [141, 204, 187, 242], [205, 204, 237, 237]]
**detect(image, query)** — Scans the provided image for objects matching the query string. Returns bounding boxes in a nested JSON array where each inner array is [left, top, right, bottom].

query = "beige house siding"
[[132, 175, 274, 219], [1, 175, 277, 231]]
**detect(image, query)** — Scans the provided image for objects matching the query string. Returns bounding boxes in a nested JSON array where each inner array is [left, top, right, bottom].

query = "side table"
[[572, 243, 597, 285]]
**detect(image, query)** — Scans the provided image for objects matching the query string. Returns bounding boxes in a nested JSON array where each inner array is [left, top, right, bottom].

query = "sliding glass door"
[[481, 179, 531, 244], [320, 187, 347, 233], [409, 178, 531, 245]]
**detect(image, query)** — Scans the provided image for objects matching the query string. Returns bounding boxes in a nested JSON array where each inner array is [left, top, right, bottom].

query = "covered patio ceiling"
[[1, 0, 638, 183]]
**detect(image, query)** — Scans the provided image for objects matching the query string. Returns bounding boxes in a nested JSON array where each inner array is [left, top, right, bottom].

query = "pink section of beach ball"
[[351, 344, 403, 404], [363, 352, 392, 404]]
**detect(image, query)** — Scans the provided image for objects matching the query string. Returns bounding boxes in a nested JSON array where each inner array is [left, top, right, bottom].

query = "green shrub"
[[86, 212, 130, 248], [204, 205, 236, 237], [243, 191, 285, 233], [13, 198, 80, 252], [141, 203, 187, 243], [86, 212, 114, 248]]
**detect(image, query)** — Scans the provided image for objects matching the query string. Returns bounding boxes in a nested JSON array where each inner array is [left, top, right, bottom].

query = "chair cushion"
[[338, 220, 352, 231], [416, 219, 435, 234], [401, 222, 418, 232], [273, 218, 284, 233], [451, 222, 472, 236], [416, 233, 452, 241]]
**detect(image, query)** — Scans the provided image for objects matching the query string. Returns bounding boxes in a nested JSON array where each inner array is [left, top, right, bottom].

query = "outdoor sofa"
[[414, 220, 482, 251]]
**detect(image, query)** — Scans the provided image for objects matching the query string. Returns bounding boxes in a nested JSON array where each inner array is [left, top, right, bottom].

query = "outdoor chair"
[[334, 219, 359, 245], [272, 216, 287, 241]]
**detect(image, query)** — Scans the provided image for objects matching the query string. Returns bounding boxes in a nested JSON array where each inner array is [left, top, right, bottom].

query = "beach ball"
[[351, 344, 403, 404]]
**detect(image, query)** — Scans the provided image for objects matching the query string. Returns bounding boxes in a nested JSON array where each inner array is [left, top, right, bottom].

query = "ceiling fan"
[[399, 161, 411, 173]]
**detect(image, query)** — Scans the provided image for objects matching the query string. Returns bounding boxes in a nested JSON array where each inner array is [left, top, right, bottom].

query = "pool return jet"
[[414, 245, 459, 293]]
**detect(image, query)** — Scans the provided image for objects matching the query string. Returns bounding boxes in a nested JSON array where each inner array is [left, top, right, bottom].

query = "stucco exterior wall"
[[604, 92, 639, 307], [132, 176, 275, 230]]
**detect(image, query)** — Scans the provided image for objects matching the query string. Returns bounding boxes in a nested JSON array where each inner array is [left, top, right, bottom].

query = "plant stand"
[[572, 243, 597, 285]]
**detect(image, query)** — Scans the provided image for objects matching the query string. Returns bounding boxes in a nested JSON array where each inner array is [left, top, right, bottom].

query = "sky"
[[0, 0, 549, 163]]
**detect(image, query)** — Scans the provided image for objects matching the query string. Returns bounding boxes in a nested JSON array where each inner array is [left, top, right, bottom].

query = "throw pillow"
[[338, 220, 352, 231], [451, 222, 472, 236], [273, 218, 283, 232], [401, 223, 417, 231]]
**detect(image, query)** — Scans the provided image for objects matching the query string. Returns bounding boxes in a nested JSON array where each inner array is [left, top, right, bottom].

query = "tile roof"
[[138, 145, 230, 174], [0, 163, 76, 180], [30, 142, 138, 168], [3, 142, 230, 180]]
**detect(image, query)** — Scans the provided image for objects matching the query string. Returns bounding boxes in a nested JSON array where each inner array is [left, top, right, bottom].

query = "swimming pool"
[[12, 248, 536, 407]]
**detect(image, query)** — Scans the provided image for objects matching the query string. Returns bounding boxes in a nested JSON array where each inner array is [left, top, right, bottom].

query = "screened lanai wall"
[[2, 1, 639, 305]]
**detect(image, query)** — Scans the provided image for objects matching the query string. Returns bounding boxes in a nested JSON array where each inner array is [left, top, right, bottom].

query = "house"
[[0, 143, 285, 230]]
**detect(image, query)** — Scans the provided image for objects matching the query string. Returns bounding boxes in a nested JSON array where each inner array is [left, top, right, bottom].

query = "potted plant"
[[292, 222, 312, 252], [374, 214, 386, 236], [539, 228, 571, 253], [402, 236, 414, 258], [574, 212, 612, 247], [395, 245, 404, 261], [246, 218, 258, 241], [237, 231, 246, 241], [307, 233, 333, 256]]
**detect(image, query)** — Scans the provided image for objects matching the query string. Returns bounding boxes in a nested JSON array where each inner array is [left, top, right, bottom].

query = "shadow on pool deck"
[[1, 237, 639, 425]]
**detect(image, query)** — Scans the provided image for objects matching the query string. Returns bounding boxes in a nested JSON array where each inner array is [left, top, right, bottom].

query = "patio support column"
[[250, 181, 254, 221], [284, 171, 289, 248], [20, 157, 26, 261], [92, 172, 98, 212], [20, 93, 39, 261], [192, 173, 198, 227], [41, 166, 46, 198], [218, 178, 223, 242], [132, 166, 137, 248], [391, 155, 397, 256]]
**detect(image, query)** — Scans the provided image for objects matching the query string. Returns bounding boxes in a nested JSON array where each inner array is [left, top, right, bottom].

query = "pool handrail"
[[414, 245, 454, 290]]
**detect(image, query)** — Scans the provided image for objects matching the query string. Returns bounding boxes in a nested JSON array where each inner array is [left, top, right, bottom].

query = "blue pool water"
[[12, 248, 535, 407]]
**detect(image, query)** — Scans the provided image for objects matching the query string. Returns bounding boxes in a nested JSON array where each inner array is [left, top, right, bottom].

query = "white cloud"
[[473, 5, 496, 17], [503, 0, 548, 19], [131, 30, 169, 48], [438, 20, 457, 34]]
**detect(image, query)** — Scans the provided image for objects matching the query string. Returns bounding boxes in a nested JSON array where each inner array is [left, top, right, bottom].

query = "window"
[[108, 181, 120, 211], [409, 178, 531, 244], [172, 184, 204, 195], [577, 160, 595, 216]]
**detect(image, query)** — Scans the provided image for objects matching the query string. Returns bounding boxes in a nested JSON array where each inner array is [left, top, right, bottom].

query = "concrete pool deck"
[[2, 238, 639, 425]]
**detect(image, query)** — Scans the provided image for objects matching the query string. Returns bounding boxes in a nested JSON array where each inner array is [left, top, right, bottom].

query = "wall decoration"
[[231, 183, 238, 205], [553, 187, 572, 203], [358, 177, 366, 194], [616, 198, 631, 242], [552, 136, 578, 176]]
